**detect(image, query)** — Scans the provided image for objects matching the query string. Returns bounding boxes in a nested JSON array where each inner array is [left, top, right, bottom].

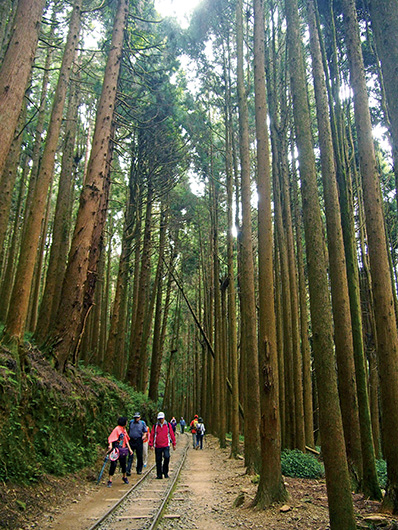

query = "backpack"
[[197, 422, 204, 435]]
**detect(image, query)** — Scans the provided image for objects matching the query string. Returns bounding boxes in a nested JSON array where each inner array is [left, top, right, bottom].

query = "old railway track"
[[87, 434, 190, 530]]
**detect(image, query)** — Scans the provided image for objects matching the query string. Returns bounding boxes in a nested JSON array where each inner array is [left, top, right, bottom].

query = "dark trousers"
[[109, 454, 127, 476], [127, 438, 143, 473], [196, 433, 204, 449], [155, 446, 170, 478]]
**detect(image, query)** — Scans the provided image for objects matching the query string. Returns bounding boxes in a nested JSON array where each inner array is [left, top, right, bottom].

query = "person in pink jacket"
[[149, 412, 176, 479]]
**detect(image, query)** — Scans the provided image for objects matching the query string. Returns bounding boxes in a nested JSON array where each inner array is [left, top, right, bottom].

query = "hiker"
[[107, 416, 133, 487], [126, 412, 147, 476], [196, 417, 205, 449], [179, 416, 186, 434], [190, 414, 199, 448], [142, 422, 150, 468], [170, 416, 177, 434], [149, 412, 176, 479]]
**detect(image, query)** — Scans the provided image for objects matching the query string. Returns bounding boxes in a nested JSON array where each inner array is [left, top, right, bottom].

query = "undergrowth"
[[0, 346, 157, 484], [281, 449, 325, 479], [376, 459, 387, 489]]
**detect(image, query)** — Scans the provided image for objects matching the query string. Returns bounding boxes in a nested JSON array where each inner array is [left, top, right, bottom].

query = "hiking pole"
[[96, 454, 110, 485]]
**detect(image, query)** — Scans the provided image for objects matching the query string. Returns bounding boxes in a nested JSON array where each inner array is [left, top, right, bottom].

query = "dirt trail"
[[1, 434, 396, 530]]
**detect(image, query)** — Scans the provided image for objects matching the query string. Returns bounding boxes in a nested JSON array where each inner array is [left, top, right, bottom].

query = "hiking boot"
[[107, 480, 112, 487], [126, 472, 131, 476], [164, 474, 169, 478], [122, 477, 129, 484], [156, 476, 163, 479]]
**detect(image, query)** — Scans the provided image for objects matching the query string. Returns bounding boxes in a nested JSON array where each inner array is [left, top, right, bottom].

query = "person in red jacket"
[[149, 412, 176, 479]]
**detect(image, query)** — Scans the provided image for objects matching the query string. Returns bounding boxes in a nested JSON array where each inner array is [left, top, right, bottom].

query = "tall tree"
[[368, 0, 398, 206], [3, 0, 83, 343], [341, 0, 398, 513], [253, 0, 287, 506], [35, 71, 81, 343], [236, 0, 261, 473], [47, 0, 129, 371], [285, 0, 356, 526], [306, 0, 368, 491], [0, 0, 46, 177]]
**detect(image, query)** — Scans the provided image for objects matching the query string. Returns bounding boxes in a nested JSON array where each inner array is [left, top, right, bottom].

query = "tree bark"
[[285, 0, 356, 527], [47, 0, 129, 371], [126, 180, 153, 389], [341, 0, 398, 512], [306, 0, 367, 490], [0, 0, 46, 177], [368, 0, 398, 215], [236, 0, 261, 474], [35, 71, 80, 343], [3, 0, 83, 342], [253, 0, 287, 506]]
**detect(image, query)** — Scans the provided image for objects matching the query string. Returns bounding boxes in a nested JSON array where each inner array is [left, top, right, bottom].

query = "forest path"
[[4, 435, 393, 530]]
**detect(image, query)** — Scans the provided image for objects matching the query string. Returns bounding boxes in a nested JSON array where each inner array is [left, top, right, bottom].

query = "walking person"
[[149, 412, 176, 479], [190, 414, 198, 448], [170, 416, 177, 434], [196, 417, 205, 449], [126, 412, 147, 476], [107, 417, 133, 487], [142, 423, 150, 468], [179, 416, 186, 434]]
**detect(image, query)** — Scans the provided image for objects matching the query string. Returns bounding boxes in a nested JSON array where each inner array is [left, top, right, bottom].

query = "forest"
[[0, 0, 398, 528]]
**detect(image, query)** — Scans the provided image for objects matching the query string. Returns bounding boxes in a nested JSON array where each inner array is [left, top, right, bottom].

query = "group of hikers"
[[105, 412, 206, 486]]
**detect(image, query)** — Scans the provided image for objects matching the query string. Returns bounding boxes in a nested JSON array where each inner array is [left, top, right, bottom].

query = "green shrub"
[[0, 349, 157, 484], [281, 449, 325, 479], [376, 459, 387, 489]]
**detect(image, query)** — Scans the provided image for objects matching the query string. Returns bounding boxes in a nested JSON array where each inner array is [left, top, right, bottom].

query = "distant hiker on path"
[[126, 412, 147, 476], [142, 422, 150, 468], [170, 416, 177, 434], [149, 412, 176, 479], [107, 416, 133, 487], [196, 417, 205, 449], [179, 417, 186, 434], [190, 414, 198, 449]]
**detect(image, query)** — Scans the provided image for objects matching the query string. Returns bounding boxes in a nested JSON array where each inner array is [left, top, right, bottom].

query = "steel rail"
[[86, 435, 189, 530], [86, 463, 156, 530], [147, 442, 189, 530]]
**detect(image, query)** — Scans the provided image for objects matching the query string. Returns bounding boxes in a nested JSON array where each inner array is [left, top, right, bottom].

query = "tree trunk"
[[236, 0, 261, 474], [0, 101, 26, 263], [126, 181, 153, 388], [47, 0, 128, 371], [3, 0, 83, 342], [148, 204, 168, 402], [319, 0, 380, 497], [225, 70, 240, 459], [341, 0, 398, 512], [291, 150, 314, 448], [285, 0, 356, 527], [253, 0, 287, 506], [306, 0, 366, 490], [0, 157, 28, 322], [368, 0, 398, 216], [35, 72, 80, 343], [0, 0, 46, 177]]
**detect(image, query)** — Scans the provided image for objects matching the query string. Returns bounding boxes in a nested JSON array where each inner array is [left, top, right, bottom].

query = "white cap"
[[157, 411, 165, 419]]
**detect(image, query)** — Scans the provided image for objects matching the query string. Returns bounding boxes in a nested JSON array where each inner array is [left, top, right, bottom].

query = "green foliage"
[[281, 449, 325, 479], [376, 459, 387, 489], [0, 349, 156, 484]]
